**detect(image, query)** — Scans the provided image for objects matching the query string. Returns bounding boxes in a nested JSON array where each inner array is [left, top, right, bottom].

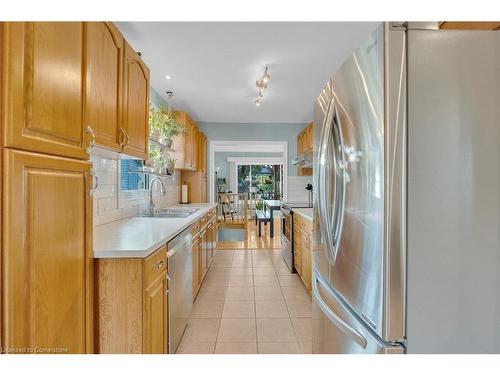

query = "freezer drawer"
[[312, 271, 403, 354]]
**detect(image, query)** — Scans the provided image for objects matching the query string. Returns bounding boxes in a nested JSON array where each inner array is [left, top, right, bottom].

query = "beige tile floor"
[[176, 249, 313, 354]]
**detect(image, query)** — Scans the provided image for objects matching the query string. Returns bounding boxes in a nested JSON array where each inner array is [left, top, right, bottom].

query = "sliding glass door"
[[237, 164, 283, 200]]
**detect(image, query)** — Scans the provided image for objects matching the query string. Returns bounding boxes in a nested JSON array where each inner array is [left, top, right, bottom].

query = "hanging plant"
[[161, 112, 185, 140], [148, 141, 161, 160], [148, 92, 185, 145]]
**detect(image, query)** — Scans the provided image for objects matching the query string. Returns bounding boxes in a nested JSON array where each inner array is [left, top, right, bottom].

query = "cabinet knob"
[[123, 128, 130, 146], [119, 128, 130, 148], [154, 260, 165, 270]]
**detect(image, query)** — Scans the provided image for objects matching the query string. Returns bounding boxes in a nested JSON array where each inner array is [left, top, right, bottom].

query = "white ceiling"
[[116, 22, 379, 123]]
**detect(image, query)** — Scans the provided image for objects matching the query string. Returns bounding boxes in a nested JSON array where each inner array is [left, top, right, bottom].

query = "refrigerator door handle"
[[317, 100, 336, 263], [331, 99, 346, 249], [312, 273, 368, 349]]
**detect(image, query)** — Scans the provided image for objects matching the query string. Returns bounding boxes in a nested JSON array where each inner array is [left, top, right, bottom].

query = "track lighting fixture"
[[255, 66, 270, 106]]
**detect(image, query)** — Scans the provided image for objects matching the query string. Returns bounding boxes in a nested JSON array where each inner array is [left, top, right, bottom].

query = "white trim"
[[209, 140, 288, 203], [230, 159, 285, 198], [227, 156, 284, 164]]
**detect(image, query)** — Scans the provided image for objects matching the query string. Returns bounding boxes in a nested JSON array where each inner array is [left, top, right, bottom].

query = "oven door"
[[281, 207, 294, 272]]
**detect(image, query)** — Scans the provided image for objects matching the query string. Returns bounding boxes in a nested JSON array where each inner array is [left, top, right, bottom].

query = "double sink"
[[138, 208, 199, 219]]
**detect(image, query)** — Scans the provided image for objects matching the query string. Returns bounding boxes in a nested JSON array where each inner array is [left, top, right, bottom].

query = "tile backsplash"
[[287, 175, 312, 203], [91, 149, 181, 226]]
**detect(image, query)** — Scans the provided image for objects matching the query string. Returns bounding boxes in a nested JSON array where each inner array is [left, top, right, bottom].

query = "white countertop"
[[93, 203, 217, 259], [293, 208, 313, 222]]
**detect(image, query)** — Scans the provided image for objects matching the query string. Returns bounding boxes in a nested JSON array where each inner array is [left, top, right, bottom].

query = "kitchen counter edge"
[[93, 203, 217, 259]]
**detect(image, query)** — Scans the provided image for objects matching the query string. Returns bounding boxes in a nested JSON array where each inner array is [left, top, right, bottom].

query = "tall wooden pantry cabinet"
[[0, 21, 150, 354]]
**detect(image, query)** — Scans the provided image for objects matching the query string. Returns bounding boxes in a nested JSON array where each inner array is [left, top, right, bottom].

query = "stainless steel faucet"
[[149, 176, 167, 212]]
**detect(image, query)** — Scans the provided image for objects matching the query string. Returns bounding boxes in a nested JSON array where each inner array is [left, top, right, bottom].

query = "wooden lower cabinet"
[[293, 214, 313, 293], [95, 246, 168, 353], [200, 229, 208, 277], [191, 210, 217, 300], [192, 235, 201, 297], [293, 224, 302, 275], [2, 149, 93, 353], [143, 274, 169, 354], [300, 231, 312, 292]]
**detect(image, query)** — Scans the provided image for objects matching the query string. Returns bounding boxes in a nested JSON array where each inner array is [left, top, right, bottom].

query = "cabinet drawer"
[[293, 239, 300, 248], [300, 218, 313, 232], [200, 214, 208, 226], [191, 220, 201, 236], [302, 236, 311, 250], [144, 246, 167, 286], [294, 215, 302, 227]]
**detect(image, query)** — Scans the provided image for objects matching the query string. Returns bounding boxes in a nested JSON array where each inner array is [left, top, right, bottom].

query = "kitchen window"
[[120, 159, 149, 191]]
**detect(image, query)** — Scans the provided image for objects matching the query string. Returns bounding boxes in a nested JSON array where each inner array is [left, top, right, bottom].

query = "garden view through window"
[[237, 164, 283, 200]]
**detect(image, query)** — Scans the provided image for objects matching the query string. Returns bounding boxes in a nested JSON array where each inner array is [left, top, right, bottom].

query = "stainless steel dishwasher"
[[167, 226, 193, 353]]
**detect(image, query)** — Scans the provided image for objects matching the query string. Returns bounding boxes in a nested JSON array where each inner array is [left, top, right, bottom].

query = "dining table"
[[263, 199, 282, 238]]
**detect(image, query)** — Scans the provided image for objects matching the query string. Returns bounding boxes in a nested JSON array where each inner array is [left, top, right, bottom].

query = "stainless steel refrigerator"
[[312, 22, 500, 354]]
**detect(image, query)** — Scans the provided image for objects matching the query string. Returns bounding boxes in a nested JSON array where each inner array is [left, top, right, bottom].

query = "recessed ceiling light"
[[165, 75, 172, 80]]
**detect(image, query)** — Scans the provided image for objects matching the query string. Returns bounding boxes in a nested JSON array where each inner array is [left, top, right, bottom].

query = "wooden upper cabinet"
[[2, 149, 93, 353], [85, 22, 123, 152], [172, 112, 186, 169], [122, 40, 150, 160], [191, 121, 198, 170], [306, 123, 313, 151], [439, 22, 500, 30], [198, 131, 207, 175], [297, 122, 313, 176], [173, 111, 199, 170], [184, 120, 193, 169], [1, 22, 88, 159]]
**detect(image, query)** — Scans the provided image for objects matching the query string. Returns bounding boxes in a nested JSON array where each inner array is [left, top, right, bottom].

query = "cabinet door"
[[297, 132, 303, 155], [191, 123, 198, 171], [85, 22, 123, 152], [200, 230, 208, 277], [173, 112, 186, 169], [143, 273, 168, 354], [307, 234, 312, 291], [306, 123, 313, 151], [122, 41, 149, 159], [198, 132, 207, 175], [2, 22, 88, 159], [192, 236, 200, 296], [184, 121, 193, 169], [207, 221, 214, 261], [293, 225, 302, 275], [2, 149, 93, 353], [301, 231, 312, 292]]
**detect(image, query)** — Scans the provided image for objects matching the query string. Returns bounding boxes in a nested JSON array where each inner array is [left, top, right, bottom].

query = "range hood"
[[292, 150, 313, 168]]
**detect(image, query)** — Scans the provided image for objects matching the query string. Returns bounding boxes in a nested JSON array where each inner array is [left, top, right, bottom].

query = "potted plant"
[[149, 103, 185, 149], [166, 156, 176, 175]]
